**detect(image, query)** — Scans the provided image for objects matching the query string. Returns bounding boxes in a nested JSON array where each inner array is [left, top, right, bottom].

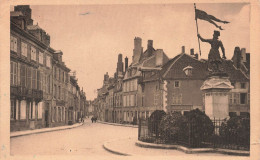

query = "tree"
[[158, 112, 186, 144], [184, 109, 214, 147], [220, 115, 250, 147], [148, 110, 166, 137]]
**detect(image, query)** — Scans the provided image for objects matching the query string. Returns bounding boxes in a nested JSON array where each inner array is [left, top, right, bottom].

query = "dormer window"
[[183, 66, 193, 76]]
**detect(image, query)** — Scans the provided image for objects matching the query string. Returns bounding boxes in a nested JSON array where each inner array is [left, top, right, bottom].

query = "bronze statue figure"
[[198, 30, 226, 73]]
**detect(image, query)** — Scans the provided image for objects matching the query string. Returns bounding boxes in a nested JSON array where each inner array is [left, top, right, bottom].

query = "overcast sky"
[[14, 3, 249, 100]]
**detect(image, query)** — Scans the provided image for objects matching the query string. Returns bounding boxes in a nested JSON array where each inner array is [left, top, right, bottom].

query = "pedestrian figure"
[[91, 117, 94, 123], [198, 30, 226, 73]]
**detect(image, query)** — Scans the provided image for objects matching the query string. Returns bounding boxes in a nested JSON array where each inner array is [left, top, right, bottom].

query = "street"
[[11, 118, 245, 157], [11, 118, 136, 156]]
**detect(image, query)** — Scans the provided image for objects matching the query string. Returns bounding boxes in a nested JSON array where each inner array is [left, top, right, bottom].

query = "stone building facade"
[[10, 5, 88, 131]]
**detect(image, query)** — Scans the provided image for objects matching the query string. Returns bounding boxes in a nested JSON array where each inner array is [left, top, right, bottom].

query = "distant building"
[[122, 37, 169, 123]]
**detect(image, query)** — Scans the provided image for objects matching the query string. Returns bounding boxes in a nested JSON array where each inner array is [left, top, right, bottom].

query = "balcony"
[[56, 100, 66, 106], [10, 86, 43, 101], [32, 89, 43, 101]]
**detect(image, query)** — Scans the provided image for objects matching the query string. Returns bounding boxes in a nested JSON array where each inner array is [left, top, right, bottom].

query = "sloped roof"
[[160, 53, 249, 82], [162, 54, 208, 80], [222, 60, 249, 82]]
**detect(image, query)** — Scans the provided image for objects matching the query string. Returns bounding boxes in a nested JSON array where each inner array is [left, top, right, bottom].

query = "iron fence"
[[138, 118, 249, 151]]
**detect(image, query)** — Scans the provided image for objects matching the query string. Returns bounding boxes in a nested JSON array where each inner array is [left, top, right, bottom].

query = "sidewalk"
[[103, 137, 250, 157], [10, 122, 83, 138], [97, 121, 138, 128]]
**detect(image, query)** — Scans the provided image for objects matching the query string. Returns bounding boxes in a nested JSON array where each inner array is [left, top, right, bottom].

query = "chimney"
[[155, 49, 164, 67], [104, 72, 109, 83], [132, 37, 143, 64], [194, 53, 198, 59], [232, 47, 241, 69], [246, 53, 250, 63], [14, 5, 33, 25], [190, 48, 194, 55], [125, 56, 128, 72], [241, 48, 246, 62], [147, 40, 153, 56], [117, 53, 123, 74], [182, 46, 185, 54]]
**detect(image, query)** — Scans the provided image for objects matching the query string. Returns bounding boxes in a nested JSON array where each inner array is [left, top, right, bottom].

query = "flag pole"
[[194, 3, 202, 56]]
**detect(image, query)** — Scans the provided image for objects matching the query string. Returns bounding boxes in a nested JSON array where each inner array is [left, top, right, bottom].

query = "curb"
[[10, 123, 84, 138], [135, 140, 250, 156], [103, 140, 131, 156], [97, 121, 138, 128]]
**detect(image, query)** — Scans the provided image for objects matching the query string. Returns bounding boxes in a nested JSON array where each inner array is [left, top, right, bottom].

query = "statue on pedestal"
[[198, 31, 226, 74]]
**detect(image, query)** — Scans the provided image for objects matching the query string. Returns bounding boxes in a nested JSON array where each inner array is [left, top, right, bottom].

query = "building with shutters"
[[10, 5, 88, 131], [10, 6, 54, 131]]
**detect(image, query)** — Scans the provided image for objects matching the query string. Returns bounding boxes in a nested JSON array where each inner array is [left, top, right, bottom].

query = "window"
[[31, 46, 36, 61], [174, 81, 180, 88], [21, 42, 27, 57], [38, 102, 42, 119], [234, 93, 240, 104], [229, 93, 240, 104], [183, 66, 193, 76], [54, 85, 57, 98], [39, 51, 44, 64], [63, 72, 65, 82], [47, 75, 51, 94], [10, 100, 16, 120], [58, 86, 61, 99], [21, 65, 26, 87], [27, 67, 32, 89], [32, 69, 37, 89], [37, 71, 42, 90], [240, 93, 247, 104], [20, 101, 26, 119], [10, 36, 17, 52], [46, 55, 51, 68], [10, 61, 17, 86], [172, 93, 182, 104], [154, 91, 159, 106], [54, 67, 56, 79], [241, 83, 246, 89], [52, 107, 56, 122]]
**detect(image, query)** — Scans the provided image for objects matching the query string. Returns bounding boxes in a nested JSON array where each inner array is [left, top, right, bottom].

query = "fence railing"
[[138, 118, 249, 151]]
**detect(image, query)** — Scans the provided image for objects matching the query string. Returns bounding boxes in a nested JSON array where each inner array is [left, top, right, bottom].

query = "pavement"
[[97, 120, 138, 128], [10, 122, 83, 138]]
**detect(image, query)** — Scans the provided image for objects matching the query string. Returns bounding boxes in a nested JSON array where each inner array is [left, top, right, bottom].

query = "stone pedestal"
[[200, 74, 233, 120]]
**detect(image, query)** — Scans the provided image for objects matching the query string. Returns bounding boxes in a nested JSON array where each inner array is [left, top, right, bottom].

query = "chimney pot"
[[194, 53, 198, 59], [125, 56, 129, 72], [182, 46, 185, 54], [190, 48, 194, 55]]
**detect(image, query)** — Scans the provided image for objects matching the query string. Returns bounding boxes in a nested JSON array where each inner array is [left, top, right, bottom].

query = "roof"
[[160, 53, 249, 82], [222, 60, 249, 82]]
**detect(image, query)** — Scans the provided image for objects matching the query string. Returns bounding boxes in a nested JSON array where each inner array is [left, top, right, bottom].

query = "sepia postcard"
[[0, 0, 259, 160]]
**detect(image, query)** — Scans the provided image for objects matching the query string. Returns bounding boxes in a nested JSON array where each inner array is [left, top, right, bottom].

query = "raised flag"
[[195, 9, 229, 30]]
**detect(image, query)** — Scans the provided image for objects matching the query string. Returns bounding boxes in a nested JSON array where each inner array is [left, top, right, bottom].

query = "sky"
[[13, 3, 250, 100]]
